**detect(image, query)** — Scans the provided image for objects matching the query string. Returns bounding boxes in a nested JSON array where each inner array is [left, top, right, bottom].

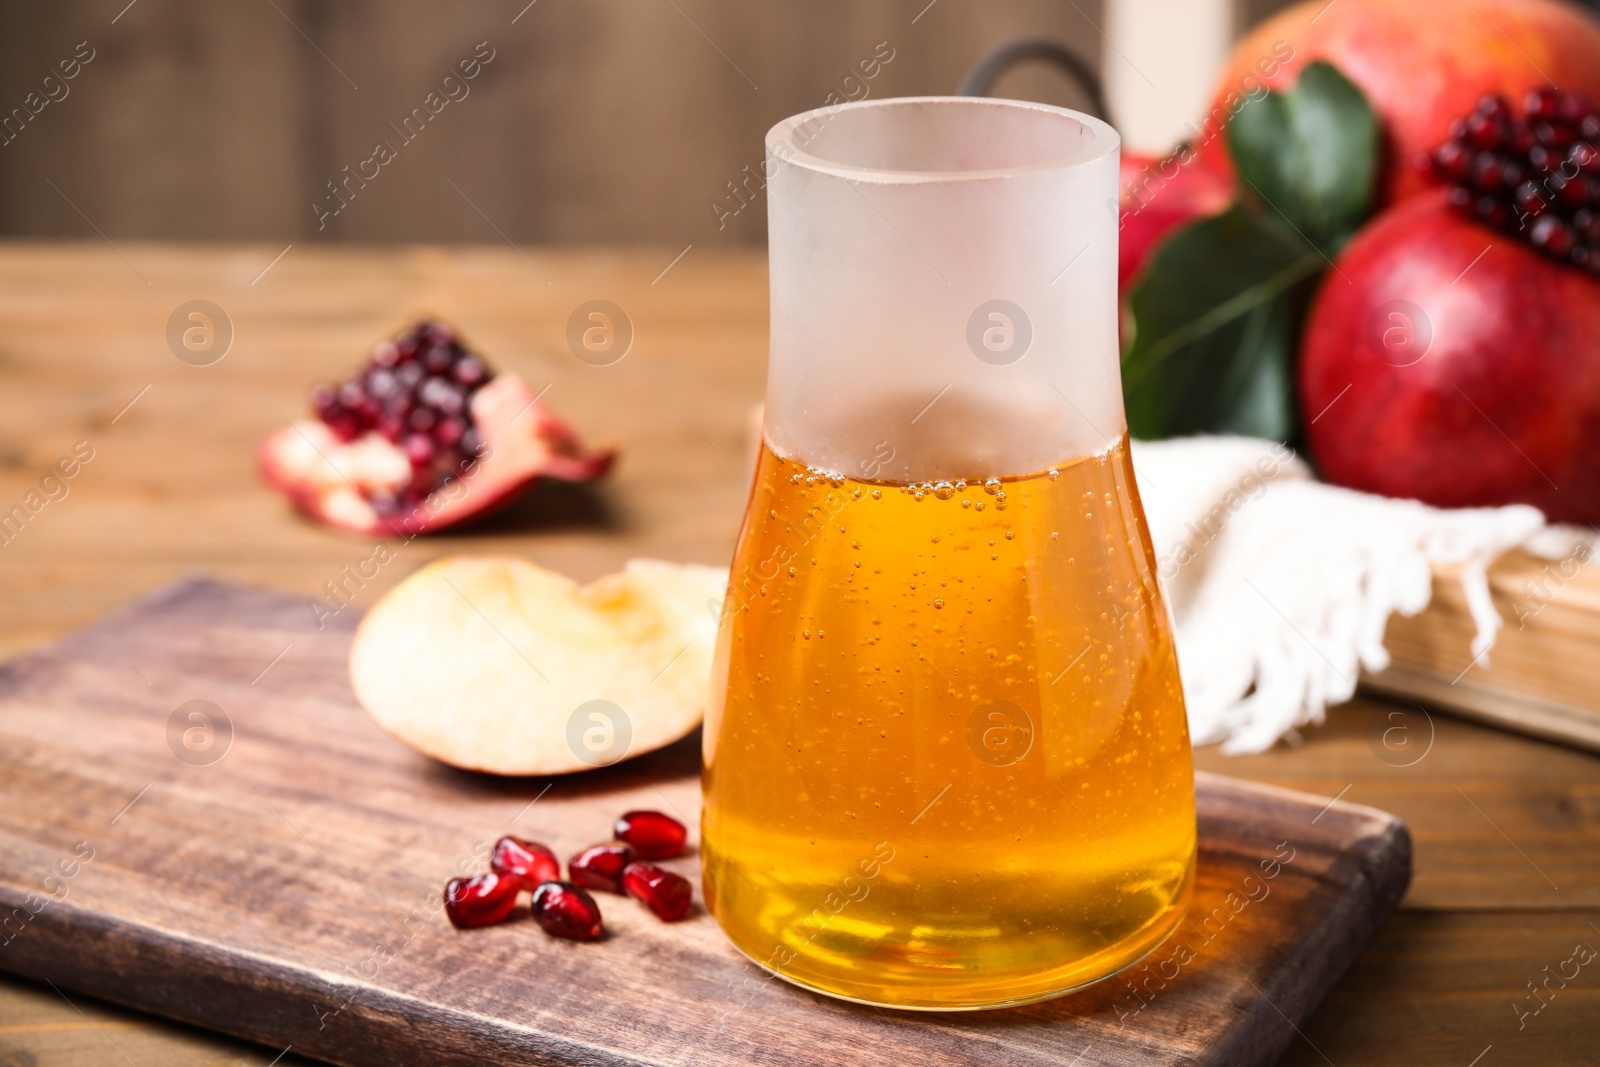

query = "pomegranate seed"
[[422, 344, 454, 374], [444, 872, 520, 928], [418, 375, 451, 408], [435, 416, 466, 447], [1432, 140, 1471, 179], [622, 862, 692, 922], [403, 433, 436, 466], [491, 836, 561, 892], [614, 810, 688, 860], [568, 844, 634, 894], [1537, 122, 1575, 150], [396, 361, 425, 389], [419, 374, 462, 405], [1466, 111, 1504, 148], [1527, 87, 1562, 121], [408, 406, 438, 433], [1470, 151, 1507, 190], [366, 368, 400, 399], [1516, 181, 1550, 216], [1566, 176, 1599, 209], [1475, 196, 1510, 228], [328, 414, 362, 443], [452, 356, 487, 387], [531, 881, 604, 941], [1532, 215, 1576, 256]]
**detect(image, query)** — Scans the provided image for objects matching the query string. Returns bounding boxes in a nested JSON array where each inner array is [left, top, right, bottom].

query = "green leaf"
[[1123, 205, 1323, 440], [1228, 60, 1377, 250], [1119, 61, 1380, 441]]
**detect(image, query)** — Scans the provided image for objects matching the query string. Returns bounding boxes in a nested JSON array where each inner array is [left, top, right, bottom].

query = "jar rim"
[[766, 96, 1119, 185]]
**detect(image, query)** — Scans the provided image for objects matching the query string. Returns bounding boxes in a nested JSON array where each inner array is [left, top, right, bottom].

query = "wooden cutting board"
[[0, 578, 1410, 1067]]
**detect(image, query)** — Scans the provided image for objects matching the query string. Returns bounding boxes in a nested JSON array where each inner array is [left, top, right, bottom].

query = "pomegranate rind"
[[349, 556, 726, 775], [258, 374, 616, 537]]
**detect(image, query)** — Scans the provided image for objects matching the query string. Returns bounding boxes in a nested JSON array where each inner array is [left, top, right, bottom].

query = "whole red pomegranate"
[[1300, 192, 1600, 523], [1206, 0, 1600, 205]]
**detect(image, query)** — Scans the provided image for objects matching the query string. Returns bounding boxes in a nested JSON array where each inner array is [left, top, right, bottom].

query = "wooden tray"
[[0, 578, 1410, 1067]]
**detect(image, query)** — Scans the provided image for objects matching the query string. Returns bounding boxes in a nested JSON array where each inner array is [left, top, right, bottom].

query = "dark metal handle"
[[955, 36, 1113, 129]]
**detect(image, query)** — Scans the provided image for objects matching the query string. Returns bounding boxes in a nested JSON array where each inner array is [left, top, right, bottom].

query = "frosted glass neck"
[[764, 96, 1124, 483]]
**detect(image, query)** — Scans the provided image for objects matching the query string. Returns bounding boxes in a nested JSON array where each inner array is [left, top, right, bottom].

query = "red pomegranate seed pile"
[[1422, 89, 1600, 273], [441, 810, 691, 943], [310, 319, 494, 513]]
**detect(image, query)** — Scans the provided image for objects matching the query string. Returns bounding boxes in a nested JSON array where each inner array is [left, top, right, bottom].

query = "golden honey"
[[701, 435, 1195, 1009]]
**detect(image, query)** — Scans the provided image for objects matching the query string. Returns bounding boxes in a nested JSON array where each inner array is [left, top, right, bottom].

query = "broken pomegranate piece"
[[614, 810, 688, 860], [491, 836, 561, 892], [259, 319, 615, 536], [443, 872, 521, 929], [622, 862, 693, 922], [568, 844, 634, 895], [530, 881, 604, 941]]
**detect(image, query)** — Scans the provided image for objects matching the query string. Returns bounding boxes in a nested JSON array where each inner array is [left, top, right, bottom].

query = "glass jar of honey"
[[702, 97, 1195, 1010]]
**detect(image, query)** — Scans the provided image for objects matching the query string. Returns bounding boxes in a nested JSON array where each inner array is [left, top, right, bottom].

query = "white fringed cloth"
[[1131, 436, 1594, 754]]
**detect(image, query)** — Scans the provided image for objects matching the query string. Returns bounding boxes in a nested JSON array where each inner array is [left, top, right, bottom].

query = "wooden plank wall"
[[0, 0, 1292, 245]]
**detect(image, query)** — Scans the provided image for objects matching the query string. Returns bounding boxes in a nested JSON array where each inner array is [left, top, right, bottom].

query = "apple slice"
[[350, 556, 726, 775]]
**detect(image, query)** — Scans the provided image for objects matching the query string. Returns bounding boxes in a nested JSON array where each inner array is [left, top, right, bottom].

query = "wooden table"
[[0, 243, 1595, 1066]]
